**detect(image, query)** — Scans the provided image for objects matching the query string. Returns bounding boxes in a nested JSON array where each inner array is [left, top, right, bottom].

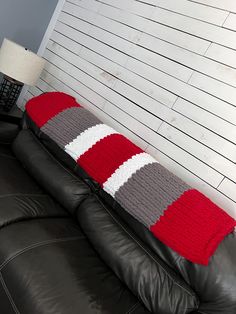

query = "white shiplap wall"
[[24, 0, 236, 217]]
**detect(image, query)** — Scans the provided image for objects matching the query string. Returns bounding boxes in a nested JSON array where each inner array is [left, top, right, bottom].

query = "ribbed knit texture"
[[150, 189, 235, 265], [115, 162, 190, 227], [78, 134, 143, 185], [41, 107, 101, 147], [103, 152, 157, 197], [26, 92, 236, 265], [26, 92, 80, 127], [65, 124, 119, 161]]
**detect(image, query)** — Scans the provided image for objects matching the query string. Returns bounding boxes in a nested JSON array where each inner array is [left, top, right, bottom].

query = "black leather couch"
[[0, 110, 235, 314]]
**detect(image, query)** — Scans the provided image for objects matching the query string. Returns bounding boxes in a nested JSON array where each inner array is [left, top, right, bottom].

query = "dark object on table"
[[0, 75, 23, 112]]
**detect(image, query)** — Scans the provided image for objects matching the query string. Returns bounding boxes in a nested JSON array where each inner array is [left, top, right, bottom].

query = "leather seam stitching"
[[97, 196, 198, 300], [0, 272, 20, 314], [0, 236, 83, 271]]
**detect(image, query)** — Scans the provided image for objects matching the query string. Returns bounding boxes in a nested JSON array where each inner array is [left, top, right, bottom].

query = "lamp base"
[[0, 75, 23, 112]]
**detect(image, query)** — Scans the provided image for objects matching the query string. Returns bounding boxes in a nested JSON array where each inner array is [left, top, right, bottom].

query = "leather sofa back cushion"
[[12, 130, 90, 214], [24, 113, 97, 189], [77, 195, 199, 314], [0, 144, 66, 228], [99, 190, 236, 314]]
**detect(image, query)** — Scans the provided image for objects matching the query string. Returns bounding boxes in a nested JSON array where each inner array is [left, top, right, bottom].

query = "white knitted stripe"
[[103, 152, 157, 197], [65, 124, 119, 161]]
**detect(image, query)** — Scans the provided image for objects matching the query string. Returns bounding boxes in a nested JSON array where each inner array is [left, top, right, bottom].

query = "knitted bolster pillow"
[[26, 92, 236, 265]]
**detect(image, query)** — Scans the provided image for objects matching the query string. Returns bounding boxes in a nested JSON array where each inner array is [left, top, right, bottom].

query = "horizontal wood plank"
[[155, 0, 228, 25], [189, 0, 236, 13], [223, 13, 236, 30], [218, 178, 236, 205], [189, 72, 236, 106], [98, 0, 236, 50], [77, 0, 211, 54], [205, 43, 236, 69], [173, 98, 236, 143]]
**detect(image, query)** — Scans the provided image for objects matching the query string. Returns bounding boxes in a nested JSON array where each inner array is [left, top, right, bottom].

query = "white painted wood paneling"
[[69, 0, 209, 54], [150, 8, 236, 50], [52, 26, 177, 107], [139, 33, 236, 87], [173, 98, 236, 143], [218, 179, 236, 205], [155, 0, 228, 25], [25, 0, 236, 215], [205, 43, 236, 69], [223, 13, 236, 30], [98, 0, 236, 50], [90, 0, 211, 55], [158, 123, 236, 182], [189, 0, 236, 14], [59, 10, 192, 82], [189, 72, 236, 106]]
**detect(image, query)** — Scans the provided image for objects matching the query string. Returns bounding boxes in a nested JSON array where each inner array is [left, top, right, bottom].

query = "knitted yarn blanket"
[[26, 92, 236, 265]]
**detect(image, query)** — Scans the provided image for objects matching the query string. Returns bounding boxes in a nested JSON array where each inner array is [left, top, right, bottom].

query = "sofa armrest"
[[0, 121, 20, 144], [0, 106, 23, 125], [0, 106, 23, 144]]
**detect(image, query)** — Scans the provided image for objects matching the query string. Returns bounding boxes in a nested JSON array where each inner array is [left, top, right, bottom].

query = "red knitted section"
[[26, 92, 80, 127], [150, 189, 235, 265], [78, 134, 143, 185]]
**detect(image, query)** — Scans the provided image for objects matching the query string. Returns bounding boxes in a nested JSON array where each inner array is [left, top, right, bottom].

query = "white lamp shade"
[[0, 38, 45, 86]]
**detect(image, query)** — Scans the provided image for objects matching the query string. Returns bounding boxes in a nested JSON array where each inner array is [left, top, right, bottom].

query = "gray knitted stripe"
[[41, 107, 101, 147], [115, 163, 190, 227]]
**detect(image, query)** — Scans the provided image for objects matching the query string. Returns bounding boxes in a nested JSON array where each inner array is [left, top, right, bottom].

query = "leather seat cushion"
[[0, 218, 149, 314], [0, 144, 67, 228]]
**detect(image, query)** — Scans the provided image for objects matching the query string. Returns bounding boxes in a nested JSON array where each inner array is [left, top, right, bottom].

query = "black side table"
[[0, 105, 23, 125]]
